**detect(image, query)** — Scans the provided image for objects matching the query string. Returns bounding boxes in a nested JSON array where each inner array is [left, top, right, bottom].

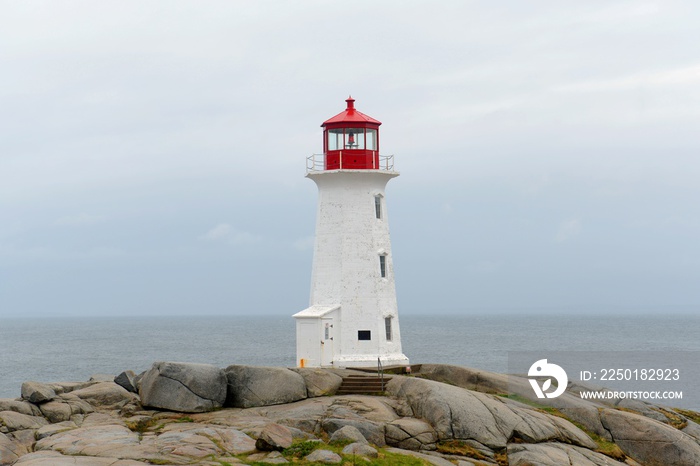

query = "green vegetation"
[[174, 416, 195, 423], [240, 439, 432, 465], [437, 440, 489, 461], [675, 408, 700, 425], [283, 440, 320, 459], [569, 421, 626, 461], [125, 417, 163, 434]]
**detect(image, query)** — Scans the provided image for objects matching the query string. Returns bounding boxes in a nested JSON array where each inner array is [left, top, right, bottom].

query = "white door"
[[298, 321, 320, 367], [320, 317, 335, 366]]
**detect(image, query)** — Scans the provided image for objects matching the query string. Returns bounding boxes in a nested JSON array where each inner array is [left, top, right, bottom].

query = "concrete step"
[[336, 375, 391, 395]]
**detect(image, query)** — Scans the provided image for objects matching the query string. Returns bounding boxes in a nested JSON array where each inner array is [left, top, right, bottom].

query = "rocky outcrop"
[[600, 408, 700, 466], [3, 362, 700, 465], [225, 365, 307, 408], [139, 361, 227, 413], [387, 376, 596, 449], [385, 417, 438, 451], [0, 432, 24, 465], [416, 363, 611, 440], [0, 411, 48, 432], [508, 443, 629, 466]]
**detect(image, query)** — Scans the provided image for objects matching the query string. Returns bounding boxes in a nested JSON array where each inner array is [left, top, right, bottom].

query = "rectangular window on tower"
[[358, 330, 371, 341], [385, 317, 392, 341], [379, 255, 387, 278], [374, 195, 382, 219]]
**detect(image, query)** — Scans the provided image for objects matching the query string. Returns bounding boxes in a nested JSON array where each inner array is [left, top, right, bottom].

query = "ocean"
[[1, 314, 698, 409]]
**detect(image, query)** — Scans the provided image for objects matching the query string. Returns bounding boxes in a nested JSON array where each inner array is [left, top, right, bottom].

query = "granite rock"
[[225, 365, 307, 408], [139, 361, 227, 413]]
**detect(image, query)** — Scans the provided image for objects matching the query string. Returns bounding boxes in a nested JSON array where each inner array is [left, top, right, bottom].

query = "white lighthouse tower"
[[293, 97, 409, 368]]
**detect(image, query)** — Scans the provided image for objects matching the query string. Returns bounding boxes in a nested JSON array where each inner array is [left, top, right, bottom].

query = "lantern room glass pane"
[[328, 129, 343, 151], [345, 129, 364, 150], [366, 129, 377, 150]]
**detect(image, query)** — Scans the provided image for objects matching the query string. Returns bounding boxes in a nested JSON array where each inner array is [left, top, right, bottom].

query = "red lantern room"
[[321, 96, 381, 170]]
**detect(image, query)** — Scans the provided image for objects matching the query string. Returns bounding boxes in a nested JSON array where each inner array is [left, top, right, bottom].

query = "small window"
[[358, 330, 371, 341], [324, 324, 330, 340], [379, 255, 387, 278], [385, 317, 392, 341], [374, 195, 382, 219]]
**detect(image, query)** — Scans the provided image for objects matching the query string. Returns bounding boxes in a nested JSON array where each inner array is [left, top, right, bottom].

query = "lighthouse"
[[293, 97, 410, 368]]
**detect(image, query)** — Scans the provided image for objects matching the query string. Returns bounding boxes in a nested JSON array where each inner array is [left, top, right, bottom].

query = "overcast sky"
[[1, 1, 699, 318]]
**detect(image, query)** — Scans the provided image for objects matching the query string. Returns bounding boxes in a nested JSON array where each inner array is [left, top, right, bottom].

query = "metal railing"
[[306, 153, 395, 173], [377, 357, 385, 392]]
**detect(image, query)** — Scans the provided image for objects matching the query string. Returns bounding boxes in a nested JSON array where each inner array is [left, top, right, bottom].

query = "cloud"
[[556, 218, 582, 243], [54, 213, 106, 226], [200, 223, 261, 245]]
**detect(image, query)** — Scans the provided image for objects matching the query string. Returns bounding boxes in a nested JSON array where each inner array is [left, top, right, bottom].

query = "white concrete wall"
[[303, 169, 409, 367]]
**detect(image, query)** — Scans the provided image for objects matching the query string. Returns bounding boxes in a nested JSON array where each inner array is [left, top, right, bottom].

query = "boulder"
[[322, 418, 385, 446], [225, 365, 307, 408], [600, 408, 700, 466], [139, 362, 227, 413], [341, 442, 378, 458], [70, 382, 139, 411], [508, 443, 629, 466], [291, 368, 343, 397], [305, 449, 342, 464], [39, 395, 94, 423], [0, 400, 42, 417], [255, 423, 293, 451], [0, 411, 48, 432], [20, 382, 55, 404], [329, 425, 367, 445], [114, 371, 138, 394], [385, 417, 437, 451]]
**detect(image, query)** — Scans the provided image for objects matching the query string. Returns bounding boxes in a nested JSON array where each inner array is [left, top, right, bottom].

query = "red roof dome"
[[322, 96, 382, 127]]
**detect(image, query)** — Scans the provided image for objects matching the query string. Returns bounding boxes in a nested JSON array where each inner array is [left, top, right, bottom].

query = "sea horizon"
[[2, 312, 698, 410]]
